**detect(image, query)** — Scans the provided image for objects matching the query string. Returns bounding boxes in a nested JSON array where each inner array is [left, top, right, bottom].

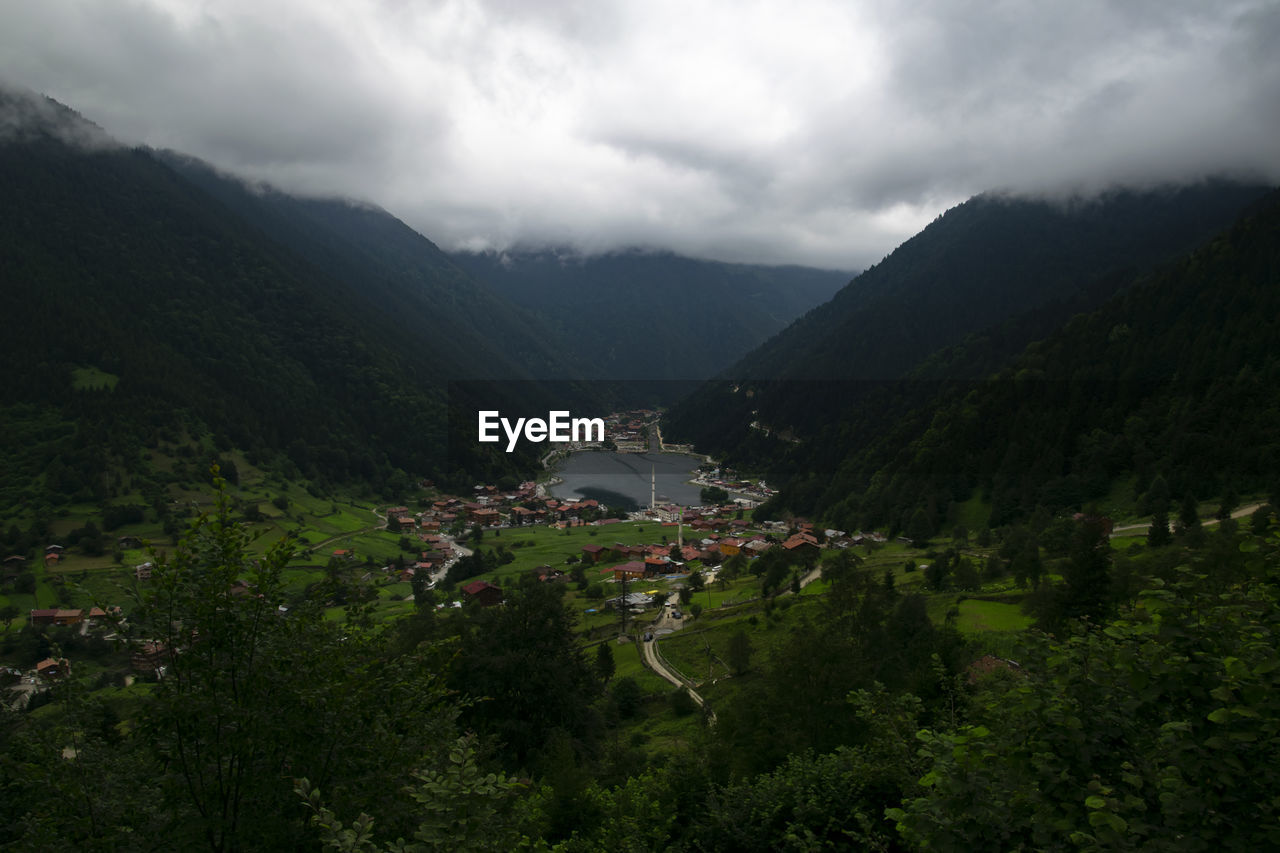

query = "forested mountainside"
[[0, 90, 546, 506], [159, 154, 573, 381], [703, 188, 1280, 533], [664, 182, 1272, 460], [452, 247, 851, 381], [811, 188, 1280, 534], [739, 183, 1272, 382]]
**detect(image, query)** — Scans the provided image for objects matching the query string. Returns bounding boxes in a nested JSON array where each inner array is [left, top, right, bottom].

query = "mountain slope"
[[664, 182, 1274, 463], [829, 188, 1280, 532], [739, 185, 1272, 382], [159, 154, 574, 380], [451, 247, 851, 380], [0, 88, 541, 506]]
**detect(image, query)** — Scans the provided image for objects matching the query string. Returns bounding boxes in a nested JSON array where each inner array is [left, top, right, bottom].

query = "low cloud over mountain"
[[3, 0, 1277, 268]]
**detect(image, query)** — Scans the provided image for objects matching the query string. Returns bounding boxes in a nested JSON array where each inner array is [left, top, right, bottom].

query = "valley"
[[2, 83, 1280, 851]]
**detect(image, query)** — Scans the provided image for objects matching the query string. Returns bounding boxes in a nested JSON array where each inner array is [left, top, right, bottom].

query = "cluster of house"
[[390, 485, 617, 536], [320, 487, 616, 587], [5, 542, 158, 586], [689, 468, 779, 503], [585, 514, 890, 585], [7, 537, 153, 580], [3, 545, 68, 573], [587, 531, 787, 582], [582, 540, 676, 581], [602, 410, 657, 451], [28, 606, 117, 628], [12, 541, 160, 573], [361, 528, 458, 584], [23, 606, 122, 681]]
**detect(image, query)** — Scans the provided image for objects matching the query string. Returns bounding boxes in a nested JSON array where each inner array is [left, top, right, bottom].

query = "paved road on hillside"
[[1109, 503, 1263, 537], [640, 592, 716, 722]]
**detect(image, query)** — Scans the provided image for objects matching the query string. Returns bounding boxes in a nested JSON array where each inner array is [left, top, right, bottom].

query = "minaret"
[[651, 465, 656, 512]]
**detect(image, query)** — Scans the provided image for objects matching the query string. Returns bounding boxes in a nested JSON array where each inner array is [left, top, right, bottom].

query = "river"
[[548, 450, 703, 510]]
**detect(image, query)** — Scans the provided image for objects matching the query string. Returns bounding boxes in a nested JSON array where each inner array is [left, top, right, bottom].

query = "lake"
[[549, 451, 703, 510]]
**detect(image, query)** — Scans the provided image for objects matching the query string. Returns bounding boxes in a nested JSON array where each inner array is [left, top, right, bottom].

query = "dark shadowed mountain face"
[[451, 247, 852, 381], [0, 89, 558, 502], [732, 183, 1277, 384], [663, 181, 1274, 464], [157, 153, 576, 382], [810, 188, 1280, 533]]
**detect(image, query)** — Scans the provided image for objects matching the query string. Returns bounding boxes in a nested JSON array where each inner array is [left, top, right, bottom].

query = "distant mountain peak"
[[0, 82, 117, 151]]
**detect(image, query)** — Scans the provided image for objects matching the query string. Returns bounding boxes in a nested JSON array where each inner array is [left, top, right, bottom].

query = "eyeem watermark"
[[478, 410, 605, 452]]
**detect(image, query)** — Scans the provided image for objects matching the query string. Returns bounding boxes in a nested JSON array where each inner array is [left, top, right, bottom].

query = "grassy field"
[[463, 520, 674, 583], [954, 598, 1033, 633], [659, 595, 812, 682], [605, 638, 672, 695], [660, 626, 736, 686], [678, 573, 763, 611], [951, 491, 992, 533], [70, 365, 119, 391]]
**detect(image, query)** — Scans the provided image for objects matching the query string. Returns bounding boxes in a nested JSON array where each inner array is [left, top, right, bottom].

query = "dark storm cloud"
[[2, 0, 1276, 269]]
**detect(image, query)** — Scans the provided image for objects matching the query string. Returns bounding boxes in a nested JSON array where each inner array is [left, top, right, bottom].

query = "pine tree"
[[1177, 492, 1204, 545], [1062, 516, 1112, 622], [1147, 475, 1172, 547], [1144, 475, 1170, 517], [1148, 509, 1171, 547], [1012, 541, 1042, 589], [907, 508, 933, 548], [1178, 492, 1200, 531], [1217, 486, 1240, 521], [595, 641, 615, 684], [727, 630, 754, 675]]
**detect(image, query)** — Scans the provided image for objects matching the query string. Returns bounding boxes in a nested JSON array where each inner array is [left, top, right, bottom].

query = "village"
[[2, 431, 877, 708], [366, 461, 864, 613]]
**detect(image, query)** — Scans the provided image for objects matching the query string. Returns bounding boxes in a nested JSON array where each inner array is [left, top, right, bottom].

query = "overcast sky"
[[2, 0, 1278, 269]]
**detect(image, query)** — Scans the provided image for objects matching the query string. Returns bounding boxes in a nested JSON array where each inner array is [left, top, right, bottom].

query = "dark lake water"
[[549, 451, 703, 511]]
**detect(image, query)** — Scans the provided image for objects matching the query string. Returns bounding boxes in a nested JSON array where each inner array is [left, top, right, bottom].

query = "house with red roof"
[[509, 506, 538, 525], [389, 515, 417, 532], [604, 561, 648, 581], [53, 609, 83, 626], [36, 658, 69, 679], [29, 609, 58, 627], [644, 556, 668, 573], [719, 538, 743, 556], [461, 580, 503, 607], [470, 507, 501, 526], [782, 535, 820, 558]]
